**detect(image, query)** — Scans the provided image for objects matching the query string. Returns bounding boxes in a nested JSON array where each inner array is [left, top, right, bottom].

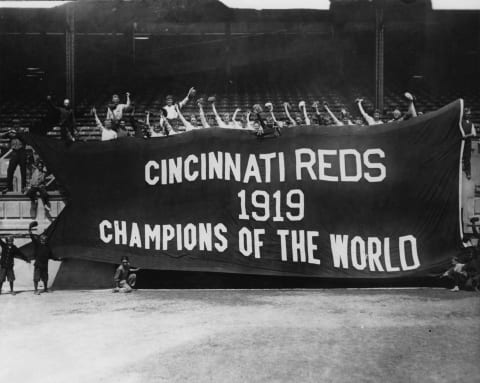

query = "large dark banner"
[[25, 100, 466, 279]]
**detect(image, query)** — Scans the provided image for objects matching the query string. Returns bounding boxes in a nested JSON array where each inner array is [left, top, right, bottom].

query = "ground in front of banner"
[[0, 288, 478, 383]]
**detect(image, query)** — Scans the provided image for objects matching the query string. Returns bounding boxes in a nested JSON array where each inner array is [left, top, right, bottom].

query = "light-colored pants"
[[118, 274, 136, 293]]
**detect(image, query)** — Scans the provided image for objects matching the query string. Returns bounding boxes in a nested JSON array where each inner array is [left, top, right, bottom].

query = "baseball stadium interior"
[[0, 0, 479, 289]]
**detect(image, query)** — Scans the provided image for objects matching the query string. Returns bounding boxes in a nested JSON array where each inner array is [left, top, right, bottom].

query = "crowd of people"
[[86, 88, 425, 141], [0, 86, 478, 294]]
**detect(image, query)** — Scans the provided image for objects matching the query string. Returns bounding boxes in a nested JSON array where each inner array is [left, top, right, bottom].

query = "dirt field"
[[0, 288, 479, 383]]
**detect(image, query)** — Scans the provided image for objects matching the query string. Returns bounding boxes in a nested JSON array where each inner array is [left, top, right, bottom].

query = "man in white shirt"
[[93, 107, 117, 141], [107, 92, 131, 126], [163, 87, 196, 122]]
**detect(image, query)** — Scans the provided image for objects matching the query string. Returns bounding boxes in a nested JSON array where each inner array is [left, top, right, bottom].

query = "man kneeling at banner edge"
[[441, 218, 480, 292], [113, 256, 140, 293]]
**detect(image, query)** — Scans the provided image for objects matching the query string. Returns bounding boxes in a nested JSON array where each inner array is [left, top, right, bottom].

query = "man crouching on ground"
[[113, 256, 140, 293]]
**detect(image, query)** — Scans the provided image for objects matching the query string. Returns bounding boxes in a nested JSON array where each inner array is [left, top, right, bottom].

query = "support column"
[[375, 4, 384, 112], [225, 22, 232, 76], [65, 4, 75, 105]]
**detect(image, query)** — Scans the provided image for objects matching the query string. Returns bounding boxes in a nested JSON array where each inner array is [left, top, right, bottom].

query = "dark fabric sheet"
[[22, 100, 465, 279]]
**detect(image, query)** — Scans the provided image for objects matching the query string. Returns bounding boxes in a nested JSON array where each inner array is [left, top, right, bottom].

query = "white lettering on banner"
[[399, 235, 420, 270], [238, 189, 304, 222], [339, 149, 362, 182], [329, 234, 420, 272], [145, 160, 159, 185], [99, 220, 113, 243], [145, 224, 161, 250], [99, 220, 229, 253], [276, 229, 321, 265], [129, 222, 142, 248], [295, 148, 387, 182], [184, 154, 199, 182], [238, 228, 265, 259], [144, 149, 386, 185], [318, 149, 338, 182], [363, 149, 386, 182]]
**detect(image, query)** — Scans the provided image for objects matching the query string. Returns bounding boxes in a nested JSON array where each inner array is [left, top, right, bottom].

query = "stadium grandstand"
[[0, 0, 479, 289]]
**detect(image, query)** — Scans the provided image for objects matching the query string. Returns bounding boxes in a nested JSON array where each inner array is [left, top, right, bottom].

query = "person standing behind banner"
[[1, 125, 27, 194], [174, 104, 200, 131], [46, 96, 76, 143], [92, 107, 117, 141], [29, 221, 59, 294], [163, 87, 196, 126], [462, 107, 476, 180], [356, 98, 383, 125], [113, 256, 140, 293], [0, 235, 30, 295], [107, 92, 131, 129]]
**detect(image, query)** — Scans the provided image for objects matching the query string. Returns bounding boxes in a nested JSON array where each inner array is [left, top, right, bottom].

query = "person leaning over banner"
[[0, 235, 30, 295], [252, 104, 279, 138], [113, 256, 140, 293], [29, 221, 60, 294], [174, 103, 201, 131], [92, 107, 117, 141], [265, 102, 285, 128], [356, 98, 383, 126], [1, 125, 27, 194], [209, 96, 238, 129], [323, 102, 354, 126]]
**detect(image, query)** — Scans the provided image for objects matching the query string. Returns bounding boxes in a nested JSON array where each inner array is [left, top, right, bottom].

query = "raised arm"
[[174, 104, 194, 131], [404, 92, 417, 118], [211, 101, 229, 129], [299, 101, 311, 126], [283, 102, 297, 126], [323, 102, 343, 126], [46, 96, 60, 112], [232, 108, 242, 129], [245, 111, 255, 131], [356, 99, 375, 126], [92, 107, 104, 130], [178, 87, 195, 109], [198, 99, 210, 129], [125, 92, 131, 108]]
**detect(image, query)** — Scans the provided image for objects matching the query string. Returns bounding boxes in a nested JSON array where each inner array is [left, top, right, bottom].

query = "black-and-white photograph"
[[0, 0, 479, 382]]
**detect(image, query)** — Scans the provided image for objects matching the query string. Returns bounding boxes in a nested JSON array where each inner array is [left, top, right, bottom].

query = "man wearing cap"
[[113, 256, 140, 293], [0, 235, 30, 295]]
